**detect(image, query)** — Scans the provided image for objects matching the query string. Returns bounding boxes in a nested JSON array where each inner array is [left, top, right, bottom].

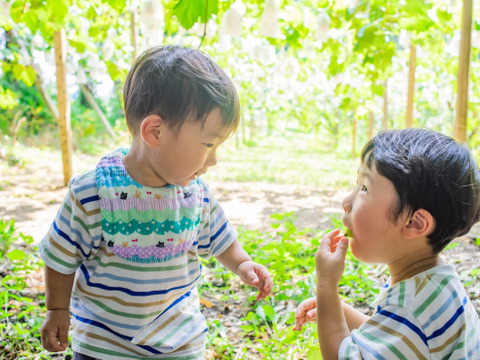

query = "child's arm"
[[315, 229, 351, 360], [342, 302, 369, 330], [40, 265, 75, 352], [294, 298, 369, 332], [215, 239, 273, 299]]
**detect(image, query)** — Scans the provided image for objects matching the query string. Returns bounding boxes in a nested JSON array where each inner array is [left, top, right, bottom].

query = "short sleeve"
[[196, 179, 237, 259], [338, 305, 429, 360], [39, 172, 101, 274]]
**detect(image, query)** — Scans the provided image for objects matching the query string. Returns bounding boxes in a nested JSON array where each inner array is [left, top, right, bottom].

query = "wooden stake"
[[406, 44, 416, 128], [54, 30, 72, 186], [454, 0, 473, 143]]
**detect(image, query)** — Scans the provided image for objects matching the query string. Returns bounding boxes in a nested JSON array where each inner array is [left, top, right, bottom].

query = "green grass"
[[212, 133, 358, 189]]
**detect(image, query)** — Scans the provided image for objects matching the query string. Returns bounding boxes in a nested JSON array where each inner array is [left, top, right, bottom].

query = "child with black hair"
[[294, 128, 480, 359], [39, 45, 272, 360]]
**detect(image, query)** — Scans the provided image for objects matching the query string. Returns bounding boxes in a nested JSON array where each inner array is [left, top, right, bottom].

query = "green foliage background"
[[1, 0, 479, 154]]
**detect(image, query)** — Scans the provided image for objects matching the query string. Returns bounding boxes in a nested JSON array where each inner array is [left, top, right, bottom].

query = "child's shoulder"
[[195, 176, 212, 194], [378, 264, 461, 309], [409, 263, 460, 294], [68, 169, 98, 195], [69, 169, 97, 187]]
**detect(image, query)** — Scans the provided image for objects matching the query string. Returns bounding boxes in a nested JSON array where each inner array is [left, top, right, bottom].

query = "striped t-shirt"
[[40, 149, 237, 359], [340, 264, 480, 359]]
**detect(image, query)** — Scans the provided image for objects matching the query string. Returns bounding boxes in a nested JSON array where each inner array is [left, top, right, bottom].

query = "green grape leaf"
[[47, 0, 69, 24], [0, 88, 19, 109], [173, 0, 218, 30], [10, 0, 26, 23]]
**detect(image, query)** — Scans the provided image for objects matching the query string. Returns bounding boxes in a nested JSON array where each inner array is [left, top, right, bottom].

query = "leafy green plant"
[[0, 219, 52, 359], [202, 212, 381, 358], [205, 319, 238, 359], [0, 218, 16, 258]]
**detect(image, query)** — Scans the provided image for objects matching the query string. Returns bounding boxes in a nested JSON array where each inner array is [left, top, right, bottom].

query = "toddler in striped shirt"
[[39, 45, 272, 360], [295, 128, 480, 359]]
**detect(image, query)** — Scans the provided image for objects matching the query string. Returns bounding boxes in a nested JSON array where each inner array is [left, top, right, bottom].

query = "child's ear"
[[403, 209, 435, 239], [140, 115, 164, 147]]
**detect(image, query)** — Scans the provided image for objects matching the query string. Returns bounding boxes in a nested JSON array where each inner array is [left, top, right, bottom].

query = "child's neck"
[[123, 142, 168, 188], [388, 254, 445, 285]]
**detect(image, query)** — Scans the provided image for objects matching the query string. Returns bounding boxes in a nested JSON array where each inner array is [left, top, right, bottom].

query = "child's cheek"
[[349, 238, 360, 259]]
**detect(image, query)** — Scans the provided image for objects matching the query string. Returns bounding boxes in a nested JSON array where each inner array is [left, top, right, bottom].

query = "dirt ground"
[[1, 148, 480, 319]]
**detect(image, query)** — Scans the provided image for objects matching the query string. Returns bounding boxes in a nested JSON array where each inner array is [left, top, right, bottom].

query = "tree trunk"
[[454, 0, 473, 143], [406, 44, 416, 128], [54, 30, 72, 186]]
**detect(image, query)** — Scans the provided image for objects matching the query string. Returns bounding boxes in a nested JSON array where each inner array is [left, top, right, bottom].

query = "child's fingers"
[[42, 329, 67, 352], [242, 267, 259, 285], [58, 323, 69, 349], [253, 266, 273, 299], [335, 237, 349, 257], [239, 263, 273, 300], [295, 299, 316, 321], [293, 307, 316, 331], [306, 308, 317, 320], [330, 234, 345, 252], [320, 229, 341, 252], [293, 320, 304, 331]]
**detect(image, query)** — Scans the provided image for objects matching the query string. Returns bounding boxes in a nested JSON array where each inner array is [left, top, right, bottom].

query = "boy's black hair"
[[123, 45, 240, 135], [361, 128, 480, 253]]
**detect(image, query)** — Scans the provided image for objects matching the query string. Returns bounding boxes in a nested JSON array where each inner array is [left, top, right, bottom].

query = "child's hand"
[[236, 261, 273, 300], [40, 309, 70, 352], [293, 297, 317, 331], [315, 229, 349, 288]]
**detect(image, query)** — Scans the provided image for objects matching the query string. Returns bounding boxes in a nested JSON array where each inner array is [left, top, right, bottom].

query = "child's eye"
[[205, 143, 214, 148]]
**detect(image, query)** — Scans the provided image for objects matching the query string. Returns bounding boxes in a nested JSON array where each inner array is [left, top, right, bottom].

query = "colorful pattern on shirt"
[[96, 150, 203, 264], [40, 149, 237, 359], [339, 264, 480, 359]]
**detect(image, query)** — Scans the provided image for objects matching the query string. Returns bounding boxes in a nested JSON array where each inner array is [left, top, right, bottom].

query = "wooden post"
[[383, 80, 388, 130], [406, 44, 416, 128], [454, 0, 473, 143], [54, 30, 72, 186], [131, 9, 139, 63]]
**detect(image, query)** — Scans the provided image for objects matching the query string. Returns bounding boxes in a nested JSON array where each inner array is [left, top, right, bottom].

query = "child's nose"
[[206, 151, 217, 167], [342, 193, 353, 213]]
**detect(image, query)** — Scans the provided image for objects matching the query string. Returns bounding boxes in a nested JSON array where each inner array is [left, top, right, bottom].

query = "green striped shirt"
[[340, 264, 480, 359]]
